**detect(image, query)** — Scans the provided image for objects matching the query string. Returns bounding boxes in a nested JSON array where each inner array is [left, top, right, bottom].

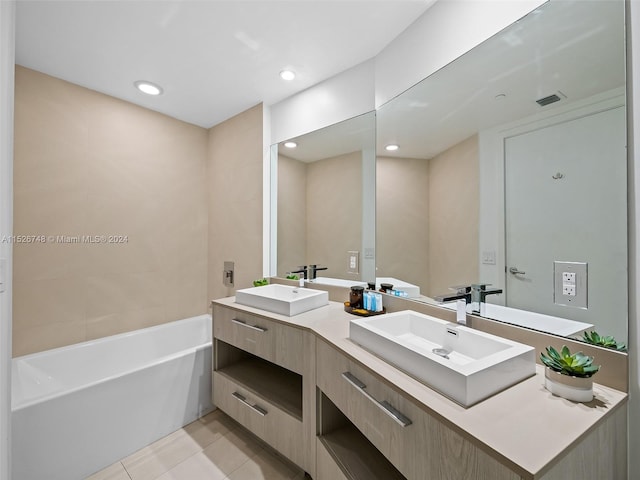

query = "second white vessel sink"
[[349, 310, 535, 407], [235, 284, 329, 316]]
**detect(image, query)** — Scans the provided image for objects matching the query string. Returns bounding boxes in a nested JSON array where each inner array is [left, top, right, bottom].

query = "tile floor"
[[85, 410, 306, 480]]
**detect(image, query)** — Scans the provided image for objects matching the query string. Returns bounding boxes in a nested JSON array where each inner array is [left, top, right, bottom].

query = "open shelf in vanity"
[[215, 340, 303, 421], [316, 391, 406, 480]]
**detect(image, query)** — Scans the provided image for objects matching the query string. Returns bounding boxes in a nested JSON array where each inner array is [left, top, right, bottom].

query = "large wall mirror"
[[274, 112, 376, 285], [272, 0, 627, 347], [376, 0, 627, 345]]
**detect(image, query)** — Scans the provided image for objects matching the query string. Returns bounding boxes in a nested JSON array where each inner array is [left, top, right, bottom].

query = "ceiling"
[[15, 0, 434, 129], [377, 0, 626, 159], [274, 0, 625, 163]]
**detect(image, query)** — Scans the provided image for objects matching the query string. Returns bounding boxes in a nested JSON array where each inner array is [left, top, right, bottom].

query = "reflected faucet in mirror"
[[434, 284, 502, 325], [289, 264, 328, 281], [308, 264, 327, 280]]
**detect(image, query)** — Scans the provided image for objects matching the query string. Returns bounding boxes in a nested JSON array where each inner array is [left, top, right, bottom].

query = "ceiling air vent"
[[536, 93, 562, 107]]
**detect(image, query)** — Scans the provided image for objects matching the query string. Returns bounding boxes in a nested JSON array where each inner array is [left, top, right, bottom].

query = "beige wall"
[[277, 154, 307, 275], [207, 104, 263, 301], [376, 156, 430, 291], [277, 151, 362, 280], [428, 134, 479, 296], [376, 135, 479, 298], [306, 151, 362, 280], [13, 66, 209, 356]]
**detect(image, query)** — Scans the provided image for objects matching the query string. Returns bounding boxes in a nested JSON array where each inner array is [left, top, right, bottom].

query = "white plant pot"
[[544, 367, 594, 403]]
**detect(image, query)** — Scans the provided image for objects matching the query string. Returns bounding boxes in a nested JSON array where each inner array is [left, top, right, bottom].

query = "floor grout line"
[[121, 461, 133, 480], [220, 446, 265, 480]]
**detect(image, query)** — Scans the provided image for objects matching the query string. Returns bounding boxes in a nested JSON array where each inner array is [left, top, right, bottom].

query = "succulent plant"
[[252, 278, 269, 287], [540, 346, 600, 378], [581, 331, 627, 352]]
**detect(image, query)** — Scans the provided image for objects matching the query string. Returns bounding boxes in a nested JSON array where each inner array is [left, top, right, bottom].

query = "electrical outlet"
[[554, 261, 587, 308], [348, 251, 359, 274]]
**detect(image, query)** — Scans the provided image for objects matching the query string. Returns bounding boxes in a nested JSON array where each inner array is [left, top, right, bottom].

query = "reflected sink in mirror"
[[235, 284, 329, 316], [310, 276, 420, 298], [439, 302, 593, 337], [311, 277, 367, 288], [375, 277, 420, 298], [349, 310, 535, 407]]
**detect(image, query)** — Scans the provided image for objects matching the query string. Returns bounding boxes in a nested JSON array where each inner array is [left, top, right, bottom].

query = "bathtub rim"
[[11, 314, 212, 412]]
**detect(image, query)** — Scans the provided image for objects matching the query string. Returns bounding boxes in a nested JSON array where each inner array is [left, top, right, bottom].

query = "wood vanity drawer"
[[213, 304, 304, 374], [316, 339, 419, 477], [213, 371, 305, 469], [316, 339, 519, 480]]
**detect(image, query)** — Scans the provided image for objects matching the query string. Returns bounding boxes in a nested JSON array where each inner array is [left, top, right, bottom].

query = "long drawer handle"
[[232, 391, 268, 416], [231, 318, 268, 333], [341, 372, 412, 427]]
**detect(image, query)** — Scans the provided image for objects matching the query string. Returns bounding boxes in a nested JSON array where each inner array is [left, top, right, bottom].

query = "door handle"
[[509, 267, 526, 275]]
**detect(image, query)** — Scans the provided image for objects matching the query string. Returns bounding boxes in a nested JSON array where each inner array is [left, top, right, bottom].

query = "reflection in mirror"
[[376, 0, 627, 345], [275, 112, 376, 284]]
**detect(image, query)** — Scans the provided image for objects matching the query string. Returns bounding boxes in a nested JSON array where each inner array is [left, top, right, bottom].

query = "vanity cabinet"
[[212, 303, 316, 475], [315, 339, 519, 480], [212, 298, 628, 480], [213, 304, 304, 374]]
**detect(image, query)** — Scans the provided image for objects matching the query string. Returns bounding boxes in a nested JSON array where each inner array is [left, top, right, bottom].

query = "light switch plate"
[[482, 250, 496, 265], [554, 261, 587, 308]]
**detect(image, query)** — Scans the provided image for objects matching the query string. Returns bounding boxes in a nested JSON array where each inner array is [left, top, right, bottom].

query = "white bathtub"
[[11, 314, 213, 480]]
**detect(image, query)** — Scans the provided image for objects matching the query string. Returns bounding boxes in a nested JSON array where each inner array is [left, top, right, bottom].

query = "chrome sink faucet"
[[470, 283, 503, 317], [290, 266, 308, 280], [433, 285, 472, 324], [433, 284, 502, 325]]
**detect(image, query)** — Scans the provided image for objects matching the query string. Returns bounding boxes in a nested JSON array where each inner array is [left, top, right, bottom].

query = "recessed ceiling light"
[[385, 144, 399, 152], [134, 81, 163, 96], [283, 141, 297, 148], [280, 70, 296, 81]]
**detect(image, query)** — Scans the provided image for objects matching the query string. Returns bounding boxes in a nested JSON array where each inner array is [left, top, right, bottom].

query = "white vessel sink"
[[349, 310, 535, 407], [235, 284, 329, 316]]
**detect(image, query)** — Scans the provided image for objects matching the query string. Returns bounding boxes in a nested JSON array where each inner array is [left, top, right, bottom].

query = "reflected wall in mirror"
[[276, 112, 376, 284], [376, 0, 627, 345]]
